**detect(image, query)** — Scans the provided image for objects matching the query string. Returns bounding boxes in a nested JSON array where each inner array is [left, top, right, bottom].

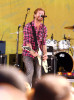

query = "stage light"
[[57, 72, 62, 75], [67, 72, 72, 76]]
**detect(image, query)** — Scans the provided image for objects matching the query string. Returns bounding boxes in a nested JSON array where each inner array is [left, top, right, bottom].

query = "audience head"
[[0, 84, 27, 100], [31, 74, 74, 100], [0, 65, 27, 92], [0, 65, 29, 100]]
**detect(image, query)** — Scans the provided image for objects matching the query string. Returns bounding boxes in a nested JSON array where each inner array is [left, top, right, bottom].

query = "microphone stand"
[[14, 25, 21, 68], [41, 16, 45, 74], [51, 33, 53, 40], [23, 9, 30, 29], [22, 8, 30, 45]]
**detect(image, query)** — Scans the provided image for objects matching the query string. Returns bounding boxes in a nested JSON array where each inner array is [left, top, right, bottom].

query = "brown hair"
[[32, 75, 72, 100], [33, 8, 45, 19], [0, 66, 27, 92]]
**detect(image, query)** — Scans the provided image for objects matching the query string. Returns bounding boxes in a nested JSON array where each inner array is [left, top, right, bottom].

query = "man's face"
[[34, 10, 44, 21]]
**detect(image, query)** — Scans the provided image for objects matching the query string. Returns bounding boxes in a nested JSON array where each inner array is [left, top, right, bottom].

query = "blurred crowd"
[[0, 65, 74, 100]]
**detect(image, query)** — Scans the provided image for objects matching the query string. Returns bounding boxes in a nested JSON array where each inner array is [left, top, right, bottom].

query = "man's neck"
[[34, 19, 41, 27]]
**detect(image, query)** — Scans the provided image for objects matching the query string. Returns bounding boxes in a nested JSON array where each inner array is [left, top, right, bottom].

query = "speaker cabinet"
[[47, 55, 57, 74], [9, 54, 24, 70], [0, 55, 7, 65], [0, 41, 6, 54]]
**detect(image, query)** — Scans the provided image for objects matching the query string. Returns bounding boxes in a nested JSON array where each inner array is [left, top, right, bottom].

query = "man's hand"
[[23, 43, 38, 57], [42, 54, 48, 61], [32, 52, 38, 57], [26, 43, 32, 49]]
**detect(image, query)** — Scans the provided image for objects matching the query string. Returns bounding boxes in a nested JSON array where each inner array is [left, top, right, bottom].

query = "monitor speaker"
[[47, 55, 57, 74]]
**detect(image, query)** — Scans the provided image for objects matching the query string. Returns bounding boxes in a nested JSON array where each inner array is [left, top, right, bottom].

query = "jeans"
[[23, 56, 41, 86]]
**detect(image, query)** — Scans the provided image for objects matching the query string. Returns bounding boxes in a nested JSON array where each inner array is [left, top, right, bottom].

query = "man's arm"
[[26, 43, 38, 57], [42, 45, 48, 61], [41, 25, 47, 61], [23, 24, 38, 57]]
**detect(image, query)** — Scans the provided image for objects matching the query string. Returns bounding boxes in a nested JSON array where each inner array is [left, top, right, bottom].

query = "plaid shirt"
[[22, 21, 47, 58]]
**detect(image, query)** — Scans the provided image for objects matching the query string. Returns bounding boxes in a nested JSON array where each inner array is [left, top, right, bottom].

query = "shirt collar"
[[32, 20, 43, 28]]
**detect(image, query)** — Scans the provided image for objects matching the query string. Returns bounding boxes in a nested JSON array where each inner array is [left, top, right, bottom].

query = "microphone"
[[27, 8, 30, 11], [51, 33, 53, 40], [40, 15, 47, 18], [18, 24, 21, 29]]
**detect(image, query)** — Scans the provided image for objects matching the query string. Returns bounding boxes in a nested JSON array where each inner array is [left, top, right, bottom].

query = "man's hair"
[[33, 8, 45, 19], [32, 75, 72, 100], [0, 66, 27, 92]]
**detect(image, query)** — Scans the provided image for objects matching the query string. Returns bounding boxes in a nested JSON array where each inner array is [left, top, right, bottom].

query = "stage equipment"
[[0, 41, 6, 54], [46, 46, 57, 74], [0, 41, 6, 65], [55, 52, 73, 72], [46, 39, 58, 50], [23, 8, 30, 29], [9, 54, 24, 70], [0, 55, 7, 65], [64, 25, 74, 29], [14, 25, 21, 68], [47, 55, 57, 74], [58, 40, 70, 50]]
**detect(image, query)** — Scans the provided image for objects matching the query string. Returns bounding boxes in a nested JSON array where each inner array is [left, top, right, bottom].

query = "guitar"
[[23, 46, 48, 73]]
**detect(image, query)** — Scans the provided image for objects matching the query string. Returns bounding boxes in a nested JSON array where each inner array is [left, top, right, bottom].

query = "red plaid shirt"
[[22, 21, 47, 58]]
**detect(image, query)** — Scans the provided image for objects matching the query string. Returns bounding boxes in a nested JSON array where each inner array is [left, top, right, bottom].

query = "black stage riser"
[[9, 54, 24, 70], [0, 55, 7, 65]]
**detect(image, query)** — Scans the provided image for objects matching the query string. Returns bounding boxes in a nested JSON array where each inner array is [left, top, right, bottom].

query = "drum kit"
[[46, 26, 74, 72]]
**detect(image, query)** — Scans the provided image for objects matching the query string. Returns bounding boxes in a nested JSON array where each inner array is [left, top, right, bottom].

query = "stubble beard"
[[37, 18, 43, 22]]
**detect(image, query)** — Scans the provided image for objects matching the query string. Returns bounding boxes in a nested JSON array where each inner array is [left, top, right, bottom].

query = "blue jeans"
[[23, 56, 41, 86]]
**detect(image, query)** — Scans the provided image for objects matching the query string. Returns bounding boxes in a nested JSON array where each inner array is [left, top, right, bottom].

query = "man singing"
[[22, 8, 47, 87]]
